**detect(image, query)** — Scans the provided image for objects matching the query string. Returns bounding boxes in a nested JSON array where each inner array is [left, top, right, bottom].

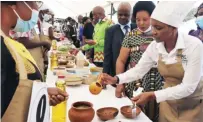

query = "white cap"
[[151, 1, 196, 28]]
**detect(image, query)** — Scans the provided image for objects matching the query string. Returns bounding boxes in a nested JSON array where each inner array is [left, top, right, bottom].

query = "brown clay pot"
[[120, 105, 141, 119], [97, 107, 119, 121], [68, 101, 95, 122]]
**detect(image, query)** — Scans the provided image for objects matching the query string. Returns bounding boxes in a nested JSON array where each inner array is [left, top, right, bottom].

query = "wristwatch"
[[115, 76, 120, 84]]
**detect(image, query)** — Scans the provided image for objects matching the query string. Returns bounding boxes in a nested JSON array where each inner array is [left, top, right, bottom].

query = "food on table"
[[58, 58, 68, 65], [58, 45, 68, 52], [84, 60, 89, 66], [76, 105, 90, 109], [58, 45, 72, 52], [57, 55, 76, 67], [66, 60, 75, 68], [70, 48, 79, 56]]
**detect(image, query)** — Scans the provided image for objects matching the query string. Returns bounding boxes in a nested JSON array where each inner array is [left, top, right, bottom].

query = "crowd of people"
[[1, 1, 203, 122]]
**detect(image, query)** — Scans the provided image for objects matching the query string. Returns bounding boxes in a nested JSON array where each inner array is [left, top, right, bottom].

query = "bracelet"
[[115, 76, 120, 84]]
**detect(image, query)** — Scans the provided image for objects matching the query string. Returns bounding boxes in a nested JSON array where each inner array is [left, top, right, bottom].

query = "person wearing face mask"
[[101, 1, 203, 122], [103, 2, 136, 79], [1, 1, 68, 120], [189, 3, 203, 42], [115, 2, 163, 121], [9, 9, 51, 77], [38, 9, 55, 43], [81, 6, 114, 67], [38, 9, 55, 74]]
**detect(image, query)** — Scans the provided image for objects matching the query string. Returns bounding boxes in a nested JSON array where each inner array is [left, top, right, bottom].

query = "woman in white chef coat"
[[101, 1, 203, 122]]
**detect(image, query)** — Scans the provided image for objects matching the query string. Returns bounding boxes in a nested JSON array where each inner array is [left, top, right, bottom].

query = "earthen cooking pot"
[[68, 101, 95, 122]]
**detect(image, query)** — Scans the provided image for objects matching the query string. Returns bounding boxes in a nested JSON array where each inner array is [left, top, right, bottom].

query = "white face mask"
[[43, 14, 51, 22]]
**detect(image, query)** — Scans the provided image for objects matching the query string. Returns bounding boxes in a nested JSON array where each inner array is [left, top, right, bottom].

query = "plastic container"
[[76, 51, 85, 68]]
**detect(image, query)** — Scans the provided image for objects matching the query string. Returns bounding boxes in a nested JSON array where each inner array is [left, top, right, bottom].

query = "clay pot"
[[69, 101, 95, 122], [120, 105, 141, 119], [97, 107, 119, 121]]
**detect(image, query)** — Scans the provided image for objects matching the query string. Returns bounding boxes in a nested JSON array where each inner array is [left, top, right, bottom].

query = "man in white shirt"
[[101, 1, 203, 122]]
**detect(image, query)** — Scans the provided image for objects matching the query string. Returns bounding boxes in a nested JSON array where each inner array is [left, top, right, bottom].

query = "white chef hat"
[[151, 1, 196, 28]]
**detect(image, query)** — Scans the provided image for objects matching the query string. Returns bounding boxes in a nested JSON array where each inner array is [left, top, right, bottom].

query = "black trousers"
[[93, 62, 103, 67]]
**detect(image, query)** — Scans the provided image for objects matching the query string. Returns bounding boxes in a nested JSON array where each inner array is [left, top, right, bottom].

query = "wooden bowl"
[[97, 107, 119, 121], [120, 106, 141, 119]]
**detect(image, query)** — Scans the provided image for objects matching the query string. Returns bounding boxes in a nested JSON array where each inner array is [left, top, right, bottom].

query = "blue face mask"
[[196, 16, 203, 30], [12, 2, 39, 32]]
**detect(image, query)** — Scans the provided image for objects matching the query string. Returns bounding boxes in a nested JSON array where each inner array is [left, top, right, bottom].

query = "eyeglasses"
[[36, 1, 43, 9]]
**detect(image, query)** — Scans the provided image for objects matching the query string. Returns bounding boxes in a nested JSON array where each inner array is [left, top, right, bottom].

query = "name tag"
[[181, 55, 188, 64], [27, 81, 50, 122]]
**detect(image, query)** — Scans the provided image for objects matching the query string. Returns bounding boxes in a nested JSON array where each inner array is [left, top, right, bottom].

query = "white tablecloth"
[[46, 41, 151, 122], [46, 69, 151, 122], [66, 85, 152, 122]]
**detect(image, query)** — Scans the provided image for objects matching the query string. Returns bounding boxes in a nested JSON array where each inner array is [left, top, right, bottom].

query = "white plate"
[[66, 81, 83, 86]]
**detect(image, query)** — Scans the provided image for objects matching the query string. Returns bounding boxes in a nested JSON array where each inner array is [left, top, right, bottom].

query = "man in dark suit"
[[103, 2, 136, 77]]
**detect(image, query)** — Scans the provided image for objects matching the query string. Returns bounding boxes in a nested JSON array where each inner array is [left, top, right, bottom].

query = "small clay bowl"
[[58, 60, 68, 65], [120, 105, 141, 119], [97, 107, 119, 121]]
